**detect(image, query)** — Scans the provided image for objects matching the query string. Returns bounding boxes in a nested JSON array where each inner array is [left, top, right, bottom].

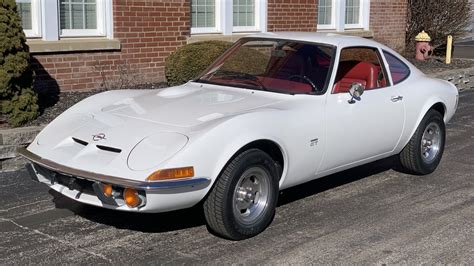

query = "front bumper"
[[18, 147, 211, 212]]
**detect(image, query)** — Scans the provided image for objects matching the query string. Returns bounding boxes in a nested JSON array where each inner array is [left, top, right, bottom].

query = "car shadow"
[[49, 189, 206, 233], [49, 155, 402, 233], [278, 155, 402, 206]]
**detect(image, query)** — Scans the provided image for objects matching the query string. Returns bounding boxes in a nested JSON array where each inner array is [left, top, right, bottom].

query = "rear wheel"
[[399, 109, 445, 175], [203, 149, 279, 240]]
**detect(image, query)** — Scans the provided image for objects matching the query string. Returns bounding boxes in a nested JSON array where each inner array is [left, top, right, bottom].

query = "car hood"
[[100, 82, 283, 128], [29, 83, 285, 176]]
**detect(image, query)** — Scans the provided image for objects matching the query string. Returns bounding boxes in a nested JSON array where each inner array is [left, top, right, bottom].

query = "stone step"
[[0, 126, 43, 146], [0, 145, 19, 160]]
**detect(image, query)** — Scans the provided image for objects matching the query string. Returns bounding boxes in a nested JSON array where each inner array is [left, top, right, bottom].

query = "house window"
[[16, 0, 41, 37], [16, 0, 112, 40], [233, 0, 257, 31], [345, 0, 362, 28], [191, 0, 265, 34], [191, 0, 217, 32], [59, 0, 105, 37], [317, 0, 369, 31], [317, 0, 335, 29]]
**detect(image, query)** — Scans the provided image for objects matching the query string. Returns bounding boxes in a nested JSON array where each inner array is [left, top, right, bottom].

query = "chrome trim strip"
[[18, 147, 211, 192]]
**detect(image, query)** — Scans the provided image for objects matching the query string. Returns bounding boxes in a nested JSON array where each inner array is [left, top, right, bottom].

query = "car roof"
[[246, 32, 424, 77], [247, 32, 385, 48]]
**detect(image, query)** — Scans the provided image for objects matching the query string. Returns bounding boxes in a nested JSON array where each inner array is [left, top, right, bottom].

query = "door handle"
[[391, 96, 403, 102]]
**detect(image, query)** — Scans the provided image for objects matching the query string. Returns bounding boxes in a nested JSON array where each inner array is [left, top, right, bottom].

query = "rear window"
[[383, 51, 410, 84]]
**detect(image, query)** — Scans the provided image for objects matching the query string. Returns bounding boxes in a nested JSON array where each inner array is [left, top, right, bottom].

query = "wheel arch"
[[234, 140, 285, 181], [400, 100, 447, 151], [210, 138, 288, 189]]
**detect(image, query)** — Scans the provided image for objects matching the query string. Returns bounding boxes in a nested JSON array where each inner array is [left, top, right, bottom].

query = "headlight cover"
[[127, 132, 188, 171]]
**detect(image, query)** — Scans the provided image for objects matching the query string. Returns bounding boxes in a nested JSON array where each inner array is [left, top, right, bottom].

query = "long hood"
[[29, 83, 284, 177], [101, 82, 283, 127]]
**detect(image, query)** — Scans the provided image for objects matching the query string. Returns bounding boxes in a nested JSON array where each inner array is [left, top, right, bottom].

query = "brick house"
[[15, 0, 408, 93]]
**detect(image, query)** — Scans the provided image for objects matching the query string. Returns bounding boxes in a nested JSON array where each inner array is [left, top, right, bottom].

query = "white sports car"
[[19, 32, 458, 240]]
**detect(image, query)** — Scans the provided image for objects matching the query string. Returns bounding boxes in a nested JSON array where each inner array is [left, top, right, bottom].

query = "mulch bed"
[[407, 57, 474, 74], [2, 56, 474, 129]]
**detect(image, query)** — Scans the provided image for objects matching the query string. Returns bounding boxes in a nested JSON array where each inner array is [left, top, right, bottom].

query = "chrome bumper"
[[18, 147, 211, 192]]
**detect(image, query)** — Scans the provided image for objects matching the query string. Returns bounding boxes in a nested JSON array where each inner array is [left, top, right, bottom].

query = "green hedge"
[[0, 0, 38, 127], [165, 41, 232, 86]]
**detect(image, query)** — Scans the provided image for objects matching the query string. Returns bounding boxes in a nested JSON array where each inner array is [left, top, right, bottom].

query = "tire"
[[400, 109, 445, 175], [203, 149, 279, 240]]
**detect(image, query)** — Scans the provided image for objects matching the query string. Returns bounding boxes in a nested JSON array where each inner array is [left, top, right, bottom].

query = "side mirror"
[[348, 82, 365, 104]]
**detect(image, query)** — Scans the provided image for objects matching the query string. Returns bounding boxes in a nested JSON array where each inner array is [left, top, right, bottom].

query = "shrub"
[[0, 0, 38, 126], [165, 41, 232, 86], [406, 0, 471, 52], [221, 47, 271, 75]]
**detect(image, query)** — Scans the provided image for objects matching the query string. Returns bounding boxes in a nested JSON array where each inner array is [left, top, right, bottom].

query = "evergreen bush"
[[0, 0, 38, 126], [165, 41, 232, 86]]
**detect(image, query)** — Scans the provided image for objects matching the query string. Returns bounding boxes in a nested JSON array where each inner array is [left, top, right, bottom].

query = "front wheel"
[[203, 149, 279, 240], [399, 109, 446, 175]]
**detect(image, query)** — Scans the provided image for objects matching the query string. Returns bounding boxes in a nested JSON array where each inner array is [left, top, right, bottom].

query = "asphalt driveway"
[[1, 91, 473, 264]]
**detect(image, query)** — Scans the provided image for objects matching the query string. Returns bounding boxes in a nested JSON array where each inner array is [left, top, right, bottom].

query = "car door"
[[319, 46, 405, 173]]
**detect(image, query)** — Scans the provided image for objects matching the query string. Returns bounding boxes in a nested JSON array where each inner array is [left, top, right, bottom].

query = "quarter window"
[[383, 51, 411, 84]]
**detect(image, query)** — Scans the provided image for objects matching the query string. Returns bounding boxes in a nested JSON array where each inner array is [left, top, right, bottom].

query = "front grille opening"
[[96, 145, 122, 153], [33, 163, 95, 195], [72, 137, 88, 146]]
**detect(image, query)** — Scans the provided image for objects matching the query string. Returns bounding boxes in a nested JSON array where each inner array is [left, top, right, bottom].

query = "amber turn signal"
[[103, 183, 113, 197], [146, 166, 194, 181], [124, 188, 141, 208]]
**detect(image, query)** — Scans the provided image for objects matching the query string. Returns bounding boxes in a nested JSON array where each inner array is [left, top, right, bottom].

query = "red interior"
[[333, 61, 379, 93]]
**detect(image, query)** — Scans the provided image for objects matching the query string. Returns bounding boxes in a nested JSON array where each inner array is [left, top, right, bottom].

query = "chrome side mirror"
[[348, 82, 365, 104]]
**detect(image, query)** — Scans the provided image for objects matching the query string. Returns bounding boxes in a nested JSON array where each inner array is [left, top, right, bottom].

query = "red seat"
[[333, 61, 379, 93]]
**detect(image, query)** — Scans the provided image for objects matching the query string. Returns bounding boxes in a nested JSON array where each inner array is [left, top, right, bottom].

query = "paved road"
[[1, 91, 473, 264], [454, 40, 474, 59]]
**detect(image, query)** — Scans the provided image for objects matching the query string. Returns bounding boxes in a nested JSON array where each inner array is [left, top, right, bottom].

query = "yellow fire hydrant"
[[415, 31, 432, 61]]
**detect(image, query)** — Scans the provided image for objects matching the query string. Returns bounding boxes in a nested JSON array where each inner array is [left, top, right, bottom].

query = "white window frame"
[[190, 0, 222, 34], [59, 0, 107, 37], [317, 0, 336, 30], [20, 0, 113, 40], [232, 0, 264, 32], [16, 0, 42, 38], [317, 0, 370, 32], [191, 0, 267, 35], [344, 0, 364, 29]]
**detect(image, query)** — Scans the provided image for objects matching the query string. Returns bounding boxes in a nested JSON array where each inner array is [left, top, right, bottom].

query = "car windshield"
[[196, 38, 335, 95]]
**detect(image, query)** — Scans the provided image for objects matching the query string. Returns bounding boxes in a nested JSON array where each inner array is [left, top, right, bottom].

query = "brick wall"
[[32, 0, 190, 92], [267, 0, 317, 32], [370, 0, 408, 52]]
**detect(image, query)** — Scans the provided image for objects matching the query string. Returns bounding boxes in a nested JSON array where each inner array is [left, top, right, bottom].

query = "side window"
[[383, 51, 410, 85], [333, 47, 389, 93]]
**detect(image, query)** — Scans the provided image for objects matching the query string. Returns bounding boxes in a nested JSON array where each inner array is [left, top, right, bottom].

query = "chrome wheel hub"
[[233, 167, 270, 224], [420, 122, 441, 163]]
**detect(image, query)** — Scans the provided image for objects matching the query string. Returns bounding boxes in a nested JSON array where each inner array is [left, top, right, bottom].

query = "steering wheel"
[[288, 74, 319, 92]]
